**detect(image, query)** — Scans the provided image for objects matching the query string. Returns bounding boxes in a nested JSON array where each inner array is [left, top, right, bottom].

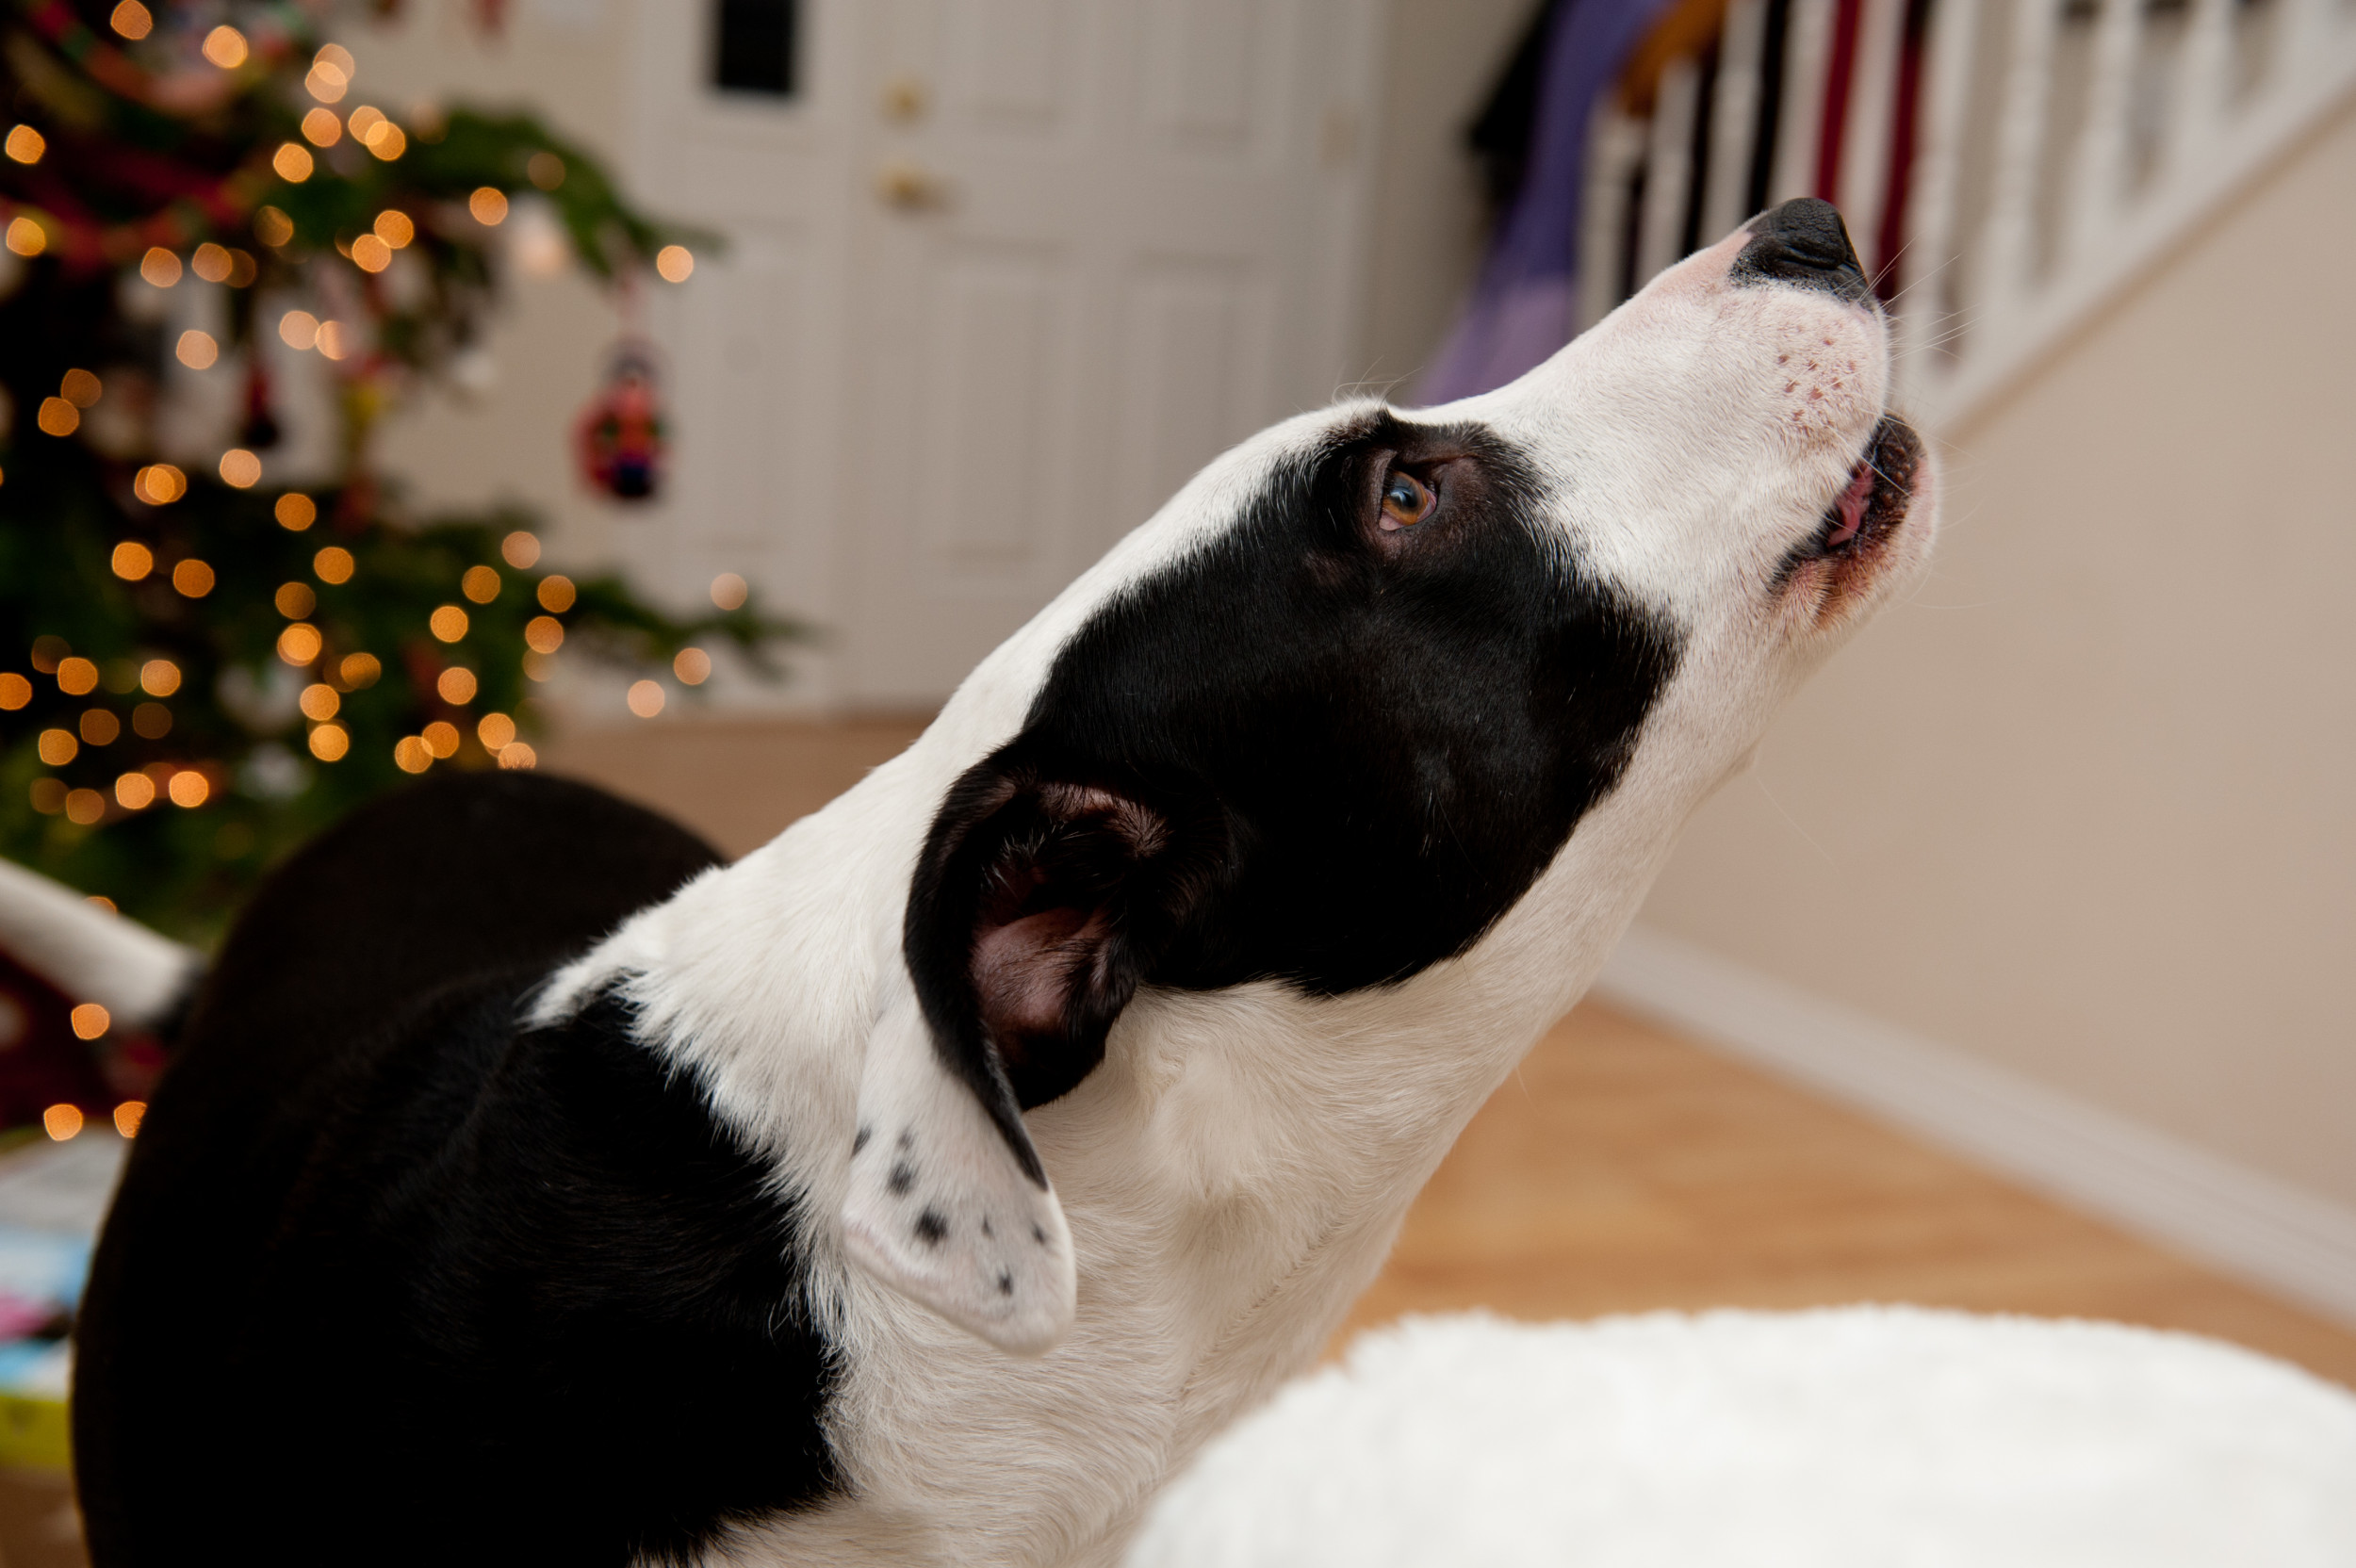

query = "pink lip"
[[1825, 461, 1875, 547]]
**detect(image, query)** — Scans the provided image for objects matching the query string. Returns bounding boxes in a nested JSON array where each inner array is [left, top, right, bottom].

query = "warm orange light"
[[279, 309, 320, 351], [468, 187, 509, 225], [64, 789, 105, 825], [114, 1102, 147, 1137], [43, 1103, 85, 1140], [535, 575, 575, 612], [201, 24, 249, 69], [116, 772, 155, 809], [140, 247, 182, 287], [710, 572, 748, 611], [86, 895, 115, 912], [524, 615, 564, 654], [348, 106, 386, 141], [273, 142, 315, 183], [112, 541, 154, 580], [393, 736, 433, 774], [316, 319, 352, 361], [374, 210, 416, 250], [220, 449, 261, 488], [136, 464, 188, 504], [303, 106, 343, 146], [139, 659, 181, 696], [4, 215, 47, 259], [477, 711, 517, 750], [307, 62, 349, 104], [60, 368, 102, 407], [176, 330, 218, 369], [421, 720, 461, 759], [673, 646, 712, 685], [500, 531, 541, 568], [37, 729, 77, 766], [277, 492, 318, 531], [80, 710, 120, 745], [3, 124, 41, 165], [351, 234, 392, 273], [172, 559, 215, 597], [0, 674, 29, 710], [109, 1, 151, 40], [309, 723, 350, 761], [299, 683, 339, 721], [37, 397, 78, 436], [57, 657, 98, 695], [339, 651, 381, 688], [192, 242, 233, 282], [436, 666, 478, 705], [275, 581, 318, 618], [278, 623, 323, 666], [132, 702, 171, 738], [429, 605, 469, 643], [497, 741, 537, 770], [366, 122, 406, 161], [314, 546, 354, 584], [70, 1004, 111, 1041], [167, 770, 209, 808], [655, 245, 695, 283], [28, 779, 66, 815], [462, 564, 501, 604], [627, 680, 665, 719], [254, 205, 295, 247]]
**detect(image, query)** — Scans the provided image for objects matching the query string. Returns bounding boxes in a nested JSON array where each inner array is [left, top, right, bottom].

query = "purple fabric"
[[1415, 0, 1679, 404]]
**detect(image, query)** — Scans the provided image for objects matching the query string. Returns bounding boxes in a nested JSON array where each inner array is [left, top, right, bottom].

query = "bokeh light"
[[0, 675, 29, 710], [277, 493, 318, 531], [469, 187, 509, 225], [627, 679, 665, 718], [38, 397, 78, 436], [4, 124, 43, 165], [37, 729, 76, 766], [275, 581, 318, 618], [339, 652, 382, 688], [298, 684, 339, 722], [5, 217, 46, 257], [352, 234, 392, 273], [274, 142, 315, 182], [109, 2, 150, 41], [421, 721, 461, 758], [462, 565, 501, 603], [710, 572, 748, 611], [498, 742, 538, 770], [655, 245, 695, 283], [254, 206, 295, 247], [314, 546, 354, 584], [115, 773, 155, 809], [60, 368, 101, 407], [436, 667, 478, 705], [220, 448, 262, 487], [192, 242, 233, 282], [393, 736, 432, 774], [112, 542, 154, 580], [477, 712, 517, 750], [303, 106, 343, 146], [430, 605, 469, 643], [135, 464, 188, 504], [172, 559, 215, 597], [57, 658, 98, 695], [277, 623, 323, 665], [43, 1103, 84, 1140], [536, 575, 575, 612], [674, 646, 712, 684], [201, 24, 249, 69], [500, 531, 541, 568], [139, 247, 182, 287], [132, 702, 171, 738], [139, 659, 181, 696], [309, 723, 350, 761], [280, 310, 319, 351], [168, 770, 209, 808], [64, 790, 105, 825], [524, 616, 564, 654], [80, 710, 120, 745], [114, 1102, 146, 1137]]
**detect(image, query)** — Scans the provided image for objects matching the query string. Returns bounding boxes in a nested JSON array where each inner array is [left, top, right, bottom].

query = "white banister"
[[1579, 104, 1646, 334], [1838, 0, 1912, 277], [1973, 0, 2063, 324], [1638, 56, 1704, 284], [1702, 0, 1770, 240], [1772, 0, 1840, 203]]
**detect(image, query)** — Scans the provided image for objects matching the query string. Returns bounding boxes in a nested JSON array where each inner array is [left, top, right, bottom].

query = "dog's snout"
[[1732, 198, 1869, 302]]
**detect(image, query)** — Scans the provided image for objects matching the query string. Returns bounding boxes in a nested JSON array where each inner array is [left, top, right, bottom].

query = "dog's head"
[[843, 201, 1937, 1354]]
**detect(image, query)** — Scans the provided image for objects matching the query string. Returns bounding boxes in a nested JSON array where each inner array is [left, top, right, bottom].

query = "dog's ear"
[[843, 759, 1219, 1356]]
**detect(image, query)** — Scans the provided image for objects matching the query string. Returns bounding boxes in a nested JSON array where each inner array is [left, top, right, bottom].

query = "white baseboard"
[[1593, 925, 2356, 1333]]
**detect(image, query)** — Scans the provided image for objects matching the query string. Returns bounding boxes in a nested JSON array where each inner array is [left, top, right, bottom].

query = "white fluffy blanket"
[[1126, 1306, 2356, 1567]]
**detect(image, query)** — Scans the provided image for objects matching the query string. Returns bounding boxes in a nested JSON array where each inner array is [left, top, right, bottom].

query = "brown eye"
[[1379, 470, 1434, 531]]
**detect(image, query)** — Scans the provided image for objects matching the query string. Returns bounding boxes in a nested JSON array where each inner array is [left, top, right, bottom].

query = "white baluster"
[[1973, 0, 2062, 337], [2166, 0, 2237, 175], [1772, 0, 1840, 203], [1636, 56, 1704, 285], [1578, 104, 1646, 333], [1895, 0, 1986, 408], [2278, 0, 2346, 88], [1836, 0, 1912, 280], [1703, 0, 1770, 239], [2066, 0, 2146, 271]]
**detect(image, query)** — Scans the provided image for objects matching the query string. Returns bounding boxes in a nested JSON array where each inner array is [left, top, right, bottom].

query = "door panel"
[[918, 250, 1072, 573]]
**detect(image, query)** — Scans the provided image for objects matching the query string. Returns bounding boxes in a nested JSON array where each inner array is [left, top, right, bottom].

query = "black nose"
[[1732, 198, 1869, 302]]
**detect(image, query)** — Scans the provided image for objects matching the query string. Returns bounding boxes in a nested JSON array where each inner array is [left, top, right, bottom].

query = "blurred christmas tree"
[[0, 0, 798, 949]]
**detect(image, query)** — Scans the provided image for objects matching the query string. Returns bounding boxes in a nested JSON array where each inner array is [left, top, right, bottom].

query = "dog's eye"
[[1379, 471, 1434, 531]]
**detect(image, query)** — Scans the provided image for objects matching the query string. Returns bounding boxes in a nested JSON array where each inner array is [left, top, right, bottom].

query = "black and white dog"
[[34, 201, 1932, 1565]]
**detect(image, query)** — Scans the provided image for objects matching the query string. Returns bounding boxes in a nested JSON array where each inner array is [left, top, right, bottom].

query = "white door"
[[626, 0, 1385, 710]]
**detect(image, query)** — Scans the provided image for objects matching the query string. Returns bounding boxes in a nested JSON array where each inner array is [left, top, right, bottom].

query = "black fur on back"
[[73, 773, 842, 1565]]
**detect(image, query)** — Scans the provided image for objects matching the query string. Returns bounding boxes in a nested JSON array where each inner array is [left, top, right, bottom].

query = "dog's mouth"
[[1785, 416, 1922, 581]]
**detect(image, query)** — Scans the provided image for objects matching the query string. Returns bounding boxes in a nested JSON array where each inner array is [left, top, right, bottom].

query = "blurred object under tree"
[[0, 0, 800, 955]]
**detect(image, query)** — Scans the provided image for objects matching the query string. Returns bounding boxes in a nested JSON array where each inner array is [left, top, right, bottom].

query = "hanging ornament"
[[573, 340, 666, 502]]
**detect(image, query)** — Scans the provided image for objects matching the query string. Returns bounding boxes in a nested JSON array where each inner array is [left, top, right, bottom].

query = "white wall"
[[1636, 91, 2356, 1213]]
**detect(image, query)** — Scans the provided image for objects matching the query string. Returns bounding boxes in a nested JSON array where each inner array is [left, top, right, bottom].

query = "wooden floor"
[[545, 717, 2356, 1390]]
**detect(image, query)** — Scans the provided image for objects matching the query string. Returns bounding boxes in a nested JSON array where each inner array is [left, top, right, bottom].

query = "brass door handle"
[[875, 158, 950, 211]]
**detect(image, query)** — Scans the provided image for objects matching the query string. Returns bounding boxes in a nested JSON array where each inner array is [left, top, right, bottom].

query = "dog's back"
[[69, 773, 823, 1565]]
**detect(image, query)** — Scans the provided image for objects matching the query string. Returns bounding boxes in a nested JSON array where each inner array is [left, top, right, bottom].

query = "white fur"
[[1126, 1307, 2356, 1567], [471, 225, 1929, 1565], [0, 858, 196, 1029]]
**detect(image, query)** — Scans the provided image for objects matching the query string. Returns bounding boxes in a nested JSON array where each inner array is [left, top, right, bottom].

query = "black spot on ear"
[[852, 1125, 872, 1155], [914, 1210, 948, 1246], [887, 1163, 915, 1197], [1032, 1224, 1047, 1245]]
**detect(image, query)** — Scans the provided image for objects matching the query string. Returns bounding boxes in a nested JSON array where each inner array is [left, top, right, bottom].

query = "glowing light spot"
[[57, 658, 98, 696], [29, 780, 65, 814], [498, 741, 537, 770], [255, 206, 295, 247], [674, 646, 712, 685], [172, 559, 215, 597], [226, 248, 257, 286], [655, 245, 695, 283], [374, 209, 415, 249], [64, 789, 105, 825], [116, 773, 155, 809], [710, 572, 748, 611], [43, 1103, 85, 1139], [177, 330, 219, 369], [80, 709, 120, 745], [113, 542, 154, 580], [3, 125, 41, 165], [278, 623, 323, 665], [277, 493, 318, 531], [367, 122, 406, 161], [436, 666, 478, 705], [139, 247, 182, 287], [167, 770, 209, 808], [38, 398, 79, 436], [299, 683, 339, 721], [500, 531, 541, 568], [37, 729, 77, 766], [71, 1004, 110, 1041], [59, 371, 100, 411], [201, 24, 249, 68], [309, 723, 350, 761], [468, 187, 509, 225], [627, 680, 665, 718], [140, 660, 180, 696], [478, 712, 516, 750], [31, 639, 67, 675], [317, 320, 352, 360], [275, 581, 317, 618], [301, 106, 343, 148], [462, 565, 501, 603], [393, 736, 433, 774], [339, 652, 381, 688], [273, 142, 315, 183], [87, 894, 115, 911], [421, 720, 461, 758], [351, 234, 392, 273], [430, 605, 469, 643], [522, 650, 555, 682], [192, 242, 233, 282], [220, 448, 261, 488], [307, 62, 350, 105], [135, 464, 187, 504], [132, 702, 171, 738], [524, 616, 564, 655], [0, 674, 27, 710], [317, 43, 356, 75], [115, 1102, 146, 1136], [314, 546, 354, 584], [110, 2, 152, 41], [535, 575, 575, 612], [3, 216, 44, 258]]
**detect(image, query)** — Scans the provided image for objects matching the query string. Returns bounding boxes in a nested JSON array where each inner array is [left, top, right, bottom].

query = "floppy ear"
[[842, 759, 1219, 1356]]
